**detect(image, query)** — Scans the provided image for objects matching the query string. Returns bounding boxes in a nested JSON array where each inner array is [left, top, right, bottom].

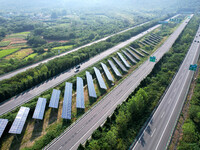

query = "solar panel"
[[32, 98, 47, 120], [143, 40, 155, 46], [122, 50, 137, 64], [148, 37, 159, 43], [86, 71, 97, 98], [0, 119, 8, 138], [76, 77, 85, 109], [49, 89, 61, 108], [117, 52, 131, 68], [94, 67, 107, 90], [149, 35, 160, 41], [140, 49, 149, 55], [126, 48, 140, 61], [112, 57, 128, 72], [129, 47, 144, 57], [62, 82, 73, 119], [145, 39, 156, 45], [9, 107, 30, 134], [101, 62, 114, 82], [139, 41, 146, 46], [108, 59, 122, 77]]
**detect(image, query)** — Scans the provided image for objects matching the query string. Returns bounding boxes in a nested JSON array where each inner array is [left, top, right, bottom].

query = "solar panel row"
[[76, 77, 85, 109], [112, 57, 128, 72], [126, 48, 141, 61], [0, 119, 8, 138], [139, 41, 146, 46], [101, 63, 114, 82], [117, 52, 130, 68], [32, 98, 47, 120], [149, 37, 159, 43], [140, 49, 149, 55], [94, 67, 107, 90], [129, 46, 144, 57], [108, 59, 122, 77], [122, 50, 137, 64], [146, 39, 156, 46], [9, 107, 30, 134], [143, 40, 155, 46], [149, 35, 160, 41], [62, 82, 73, 119], [49, 89, 61, 108], [86, 71, 97, 98]]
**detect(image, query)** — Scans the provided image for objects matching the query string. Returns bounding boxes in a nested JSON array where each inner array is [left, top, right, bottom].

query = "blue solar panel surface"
[[49, 89, 61, 108], [62, 82, 73, 119], [86, 71, 97, 98], [117, 52, 130, 68], [126, 48, 141, 61], [108, 59, 122, 77], [112, 57, 128, 72], [9, 107, 30, 134], [33, 98, 47, 120], [76, 77, 85, 109], [129, 46, 144, 57], [0, 119, 8, 138], [101, 63, 114, 82], [122, 50, 137, 64], [94, 67, 107, 90], [140, 48, 149, 55]]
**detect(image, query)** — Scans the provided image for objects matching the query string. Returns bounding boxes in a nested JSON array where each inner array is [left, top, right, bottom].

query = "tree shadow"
[[76, 108, 85, 118], [30, 119, 44, 141], [9, 121, 29, 150], [48, 108, 58, 125], [62, 119, 71, 128]]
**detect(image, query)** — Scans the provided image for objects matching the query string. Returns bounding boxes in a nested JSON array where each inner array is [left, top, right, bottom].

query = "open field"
[[24, 53, 38, 60], [52, 45, 73, 51], [0, 48, 20, 59], [0, 41, 11, 47], [5, 48, 33, 60]]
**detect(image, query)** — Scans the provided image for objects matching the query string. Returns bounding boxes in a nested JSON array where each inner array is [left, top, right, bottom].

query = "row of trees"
[[0, 14, 172, 103], [77, 15, 200, 150]]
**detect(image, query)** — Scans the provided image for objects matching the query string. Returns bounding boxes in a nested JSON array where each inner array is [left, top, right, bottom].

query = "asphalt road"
[[0, 19, 163, 116], [132, 17, 200, 150], [44, 16, 192, 150]]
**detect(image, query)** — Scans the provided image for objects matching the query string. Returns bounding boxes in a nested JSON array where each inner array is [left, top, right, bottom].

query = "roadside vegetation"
[[0, 18, 179, 150], [0, 14, 173, 103], [77, 15, 200, 150]]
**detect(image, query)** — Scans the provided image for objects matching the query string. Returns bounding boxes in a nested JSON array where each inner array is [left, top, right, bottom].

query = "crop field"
[[0, 48, 20, 59], [6, 32, 30, 39], [24, 53, 38, 60], [5, 48, 33, 60], [52, 45, 73, 51], [0, 41, 11, 47]]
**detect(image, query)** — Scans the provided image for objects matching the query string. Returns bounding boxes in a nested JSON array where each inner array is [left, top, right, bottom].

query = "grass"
[[5, 48, 33, 60], [0, 48, 20, 59], [24, 53, 38, 60], [10, 43, 27, 47], [0, 41, 11, 47], [6, 32, 30, 39], [52, 45, 73, 51]]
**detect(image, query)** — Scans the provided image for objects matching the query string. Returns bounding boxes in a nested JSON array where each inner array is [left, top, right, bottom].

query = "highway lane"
[[0, 15, 180, 81], [0, 20, 163, 116], [132, 16, 200, 150], [44, 16, 192, 150]]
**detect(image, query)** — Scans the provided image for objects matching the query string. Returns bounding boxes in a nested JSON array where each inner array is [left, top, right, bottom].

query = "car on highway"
[[75, 65, 80, 69], [74, 68, 79, 73]]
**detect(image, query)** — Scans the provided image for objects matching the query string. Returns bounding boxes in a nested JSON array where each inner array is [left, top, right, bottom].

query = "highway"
[[44, 16, 192, 150], [132, 17, 200, 150], [0, 20, 162, 116], [0, 21, 151, 81]]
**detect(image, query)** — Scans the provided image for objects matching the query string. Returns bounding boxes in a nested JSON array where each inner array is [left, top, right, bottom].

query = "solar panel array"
[[76, 77, 85, 109], [9, 107, 30, 134], [86, 71, 97, 98], [0, 119, 8, 138], [122, 50, 137, 64], [117, 52, 130, 68], [32, 98, 47, 120], [94, 67, 107, 90], [101, 63, 114, 82], [108, 59, 122, 77], [139, 41, 146, 46], [126, 48, 141, 61], [129, 46, 144, 57], [150, 35, 160, 41], [146, 39, 156, 45], [62, 82, 73, 119], [112, 57, 128, 72], [150, 37, 159, 43], [49, 89, 61, 108], [143, 40, 154, 46]]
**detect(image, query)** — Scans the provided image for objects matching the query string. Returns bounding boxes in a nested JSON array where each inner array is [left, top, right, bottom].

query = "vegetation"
[[0, 15, 172, 103], [0, 41, 10, 47], [78, 15, 200, 150], [0, 48, 20, 58]]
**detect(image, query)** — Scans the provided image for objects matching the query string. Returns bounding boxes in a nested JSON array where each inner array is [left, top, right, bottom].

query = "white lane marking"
[[161, 112, 165, 118], [151, 128, 157, 137]]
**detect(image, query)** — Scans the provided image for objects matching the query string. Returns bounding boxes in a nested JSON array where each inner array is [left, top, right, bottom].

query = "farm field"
[[5, 48, 34, 60]]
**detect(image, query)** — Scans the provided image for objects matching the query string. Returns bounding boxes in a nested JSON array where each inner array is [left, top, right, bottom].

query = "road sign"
[[189, 64, 197, 71], [150, 56, 156, 62]]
